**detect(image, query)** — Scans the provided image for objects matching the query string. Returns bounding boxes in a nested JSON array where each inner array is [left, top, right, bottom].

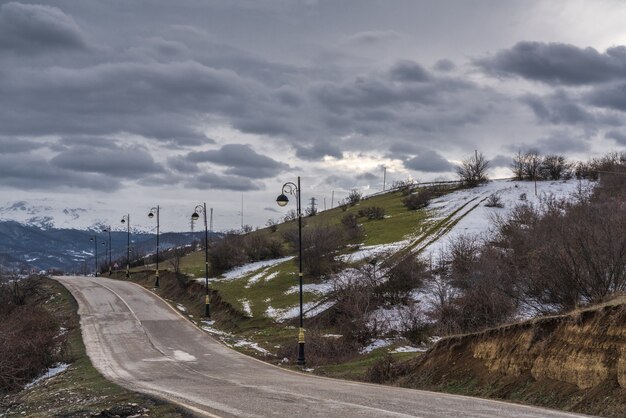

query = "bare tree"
[[540, 154, 570, 180], [456, 151, 489, 187]]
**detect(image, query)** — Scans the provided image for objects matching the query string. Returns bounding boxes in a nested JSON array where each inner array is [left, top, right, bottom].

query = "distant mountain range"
[[0, 220, 211, 273], [0, 199, 223, 272]]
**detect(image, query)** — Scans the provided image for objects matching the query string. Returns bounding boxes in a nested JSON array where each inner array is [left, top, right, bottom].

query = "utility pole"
[[383, 166, 387, 191], [309, 197, 317, 216], [210, 207, 213, 235], [331, 191, 335, 209]]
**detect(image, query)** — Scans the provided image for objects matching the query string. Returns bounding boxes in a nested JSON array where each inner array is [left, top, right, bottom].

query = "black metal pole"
[[151, 206, 160, 288], [94, 235, 98, 277], [108, 228, 112, 276], [204, 203, 210, 318], [126, 215, 130, 279], [296, 176, 305, 366]]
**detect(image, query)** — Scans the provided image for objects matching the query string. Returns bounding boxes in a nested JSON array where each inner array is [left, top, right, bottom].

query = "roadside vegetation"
[[0, 275, 190, 417]]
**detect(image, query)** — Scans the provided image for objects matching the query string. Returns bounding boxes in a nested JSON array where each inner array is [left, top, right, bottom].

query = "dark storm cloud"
[[522, 92, 595, 125], [50, 143, 163, 178], [186, 144, 289, 178], [294, 141, 343, 161], [185, 172, 261, 191], [474, 41, 626, 85], [404, 149, 453, 173], [0, 154, 119, 191], [0, 2, 89, 53], [606, 130, 626, 146], [389, 60, 431, 82]]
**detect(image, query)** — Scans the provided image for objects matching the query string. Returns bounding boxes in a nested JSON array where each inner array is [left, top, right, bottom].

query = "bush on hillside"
[[357, 206, 385, 220], [402, 189, 433, 210], [283, 223, 346, 278], [346, 189, 363, 206]]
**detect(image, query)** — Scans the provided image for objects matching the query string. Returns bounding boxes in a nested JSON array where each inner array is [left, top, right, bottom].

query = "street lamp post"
[[191, 203, 210, 318], [148, 206, 160, 288], [120, 214, 131, 278], [89, 235, 98, 277], [276, 176, 305, 366], [102, 227, 112, 275]]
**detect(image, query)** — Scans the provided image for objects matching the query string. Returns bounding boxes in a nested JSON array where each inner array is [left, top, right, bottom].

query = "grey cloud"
[[434, 59, 455, 72], [509, 132, 590, 154], [356, 172, 377, 181], [0, 154, 119, 191], [490, 154, 512, 168], [606, 130, 626, 146], [167, 155, 196, 173], [404, 149, 453, 173], [587, 83, 626, 112], [314, 75, 473, 112], [0, 137, 45, 153], [50, 143, 163, 178], [186, 172, 261, 191], [522, 92, 594, 125], [0, 60, 252, 143], [186, 144, 289, 178], [389, 60, 431, 82], [474, 41, 626, 85], [342, 30, 400, 46], [0, 2, 88, 53], [294, 141, 343, 161]]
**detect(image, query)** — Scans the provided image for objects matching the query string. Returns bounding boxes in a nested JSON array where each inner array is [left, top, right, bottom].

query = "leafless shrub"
[[266, 218, 279, 233], [366, 353, 400, 383], [283, 224, 346, 279], [328, 267, 382, 344], [243, 233, 284, 262], [347, 189, 363, 206], [402, 189, 433, 210], [485, 193, 504, 208], [207, 233, 247, 276], [377, 255, 428, 304], [276, 329, 360, 366], [357, 206, 385, 220]]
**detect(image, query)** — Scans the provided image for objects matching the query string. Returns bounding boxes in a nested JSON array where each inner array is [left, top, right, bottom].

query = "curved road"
[[56, 276, 588, 417]]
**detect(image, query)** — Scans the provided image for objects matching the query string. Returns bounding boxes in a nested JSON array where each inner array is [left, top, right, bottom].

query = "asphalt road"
[[56, 276, 589, 418]]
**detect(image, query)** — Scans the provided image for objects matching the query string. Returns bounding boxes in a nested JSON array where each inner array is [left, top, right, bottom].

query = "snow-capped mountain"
[[0, 199, 116, 231]]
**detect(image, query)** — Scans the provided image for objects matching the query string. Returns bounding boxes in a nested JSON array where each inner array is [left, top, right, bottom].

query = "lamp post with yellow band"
[[148, 206, 160, 288], [120, 214, 131, 279], [276, 176, 305, 366], [191, 203, 210, 318]]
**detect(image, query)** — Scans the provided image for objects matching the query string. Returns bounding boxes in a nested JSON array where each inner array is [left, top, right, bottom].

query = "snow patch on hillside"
[[424, 179, 592, 258]]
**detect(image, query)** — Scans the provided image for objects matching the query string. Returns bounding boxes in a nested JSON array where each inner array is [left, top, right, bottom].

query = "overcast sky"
[[1, 0, 625, 232]]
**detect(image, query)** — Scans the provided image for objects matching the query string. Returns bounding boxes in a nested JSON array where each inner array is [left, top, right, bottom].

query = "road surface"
[[56, 276, 589, 417]]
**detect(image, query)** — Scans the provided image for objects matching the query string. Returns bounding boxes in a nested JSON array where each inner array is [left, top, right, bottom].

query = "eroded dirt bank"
[[388, 300, 626, 417]]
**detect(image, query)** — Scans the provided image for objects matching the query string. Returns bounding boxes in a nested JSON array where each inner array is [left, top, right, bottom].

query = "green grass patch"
[[315, 350, 422, 381]]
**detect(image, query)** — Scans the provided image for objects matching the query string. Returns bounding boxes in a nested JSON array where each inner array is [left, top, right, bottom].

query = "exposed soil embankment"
[[390, 300, 626, 417]]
